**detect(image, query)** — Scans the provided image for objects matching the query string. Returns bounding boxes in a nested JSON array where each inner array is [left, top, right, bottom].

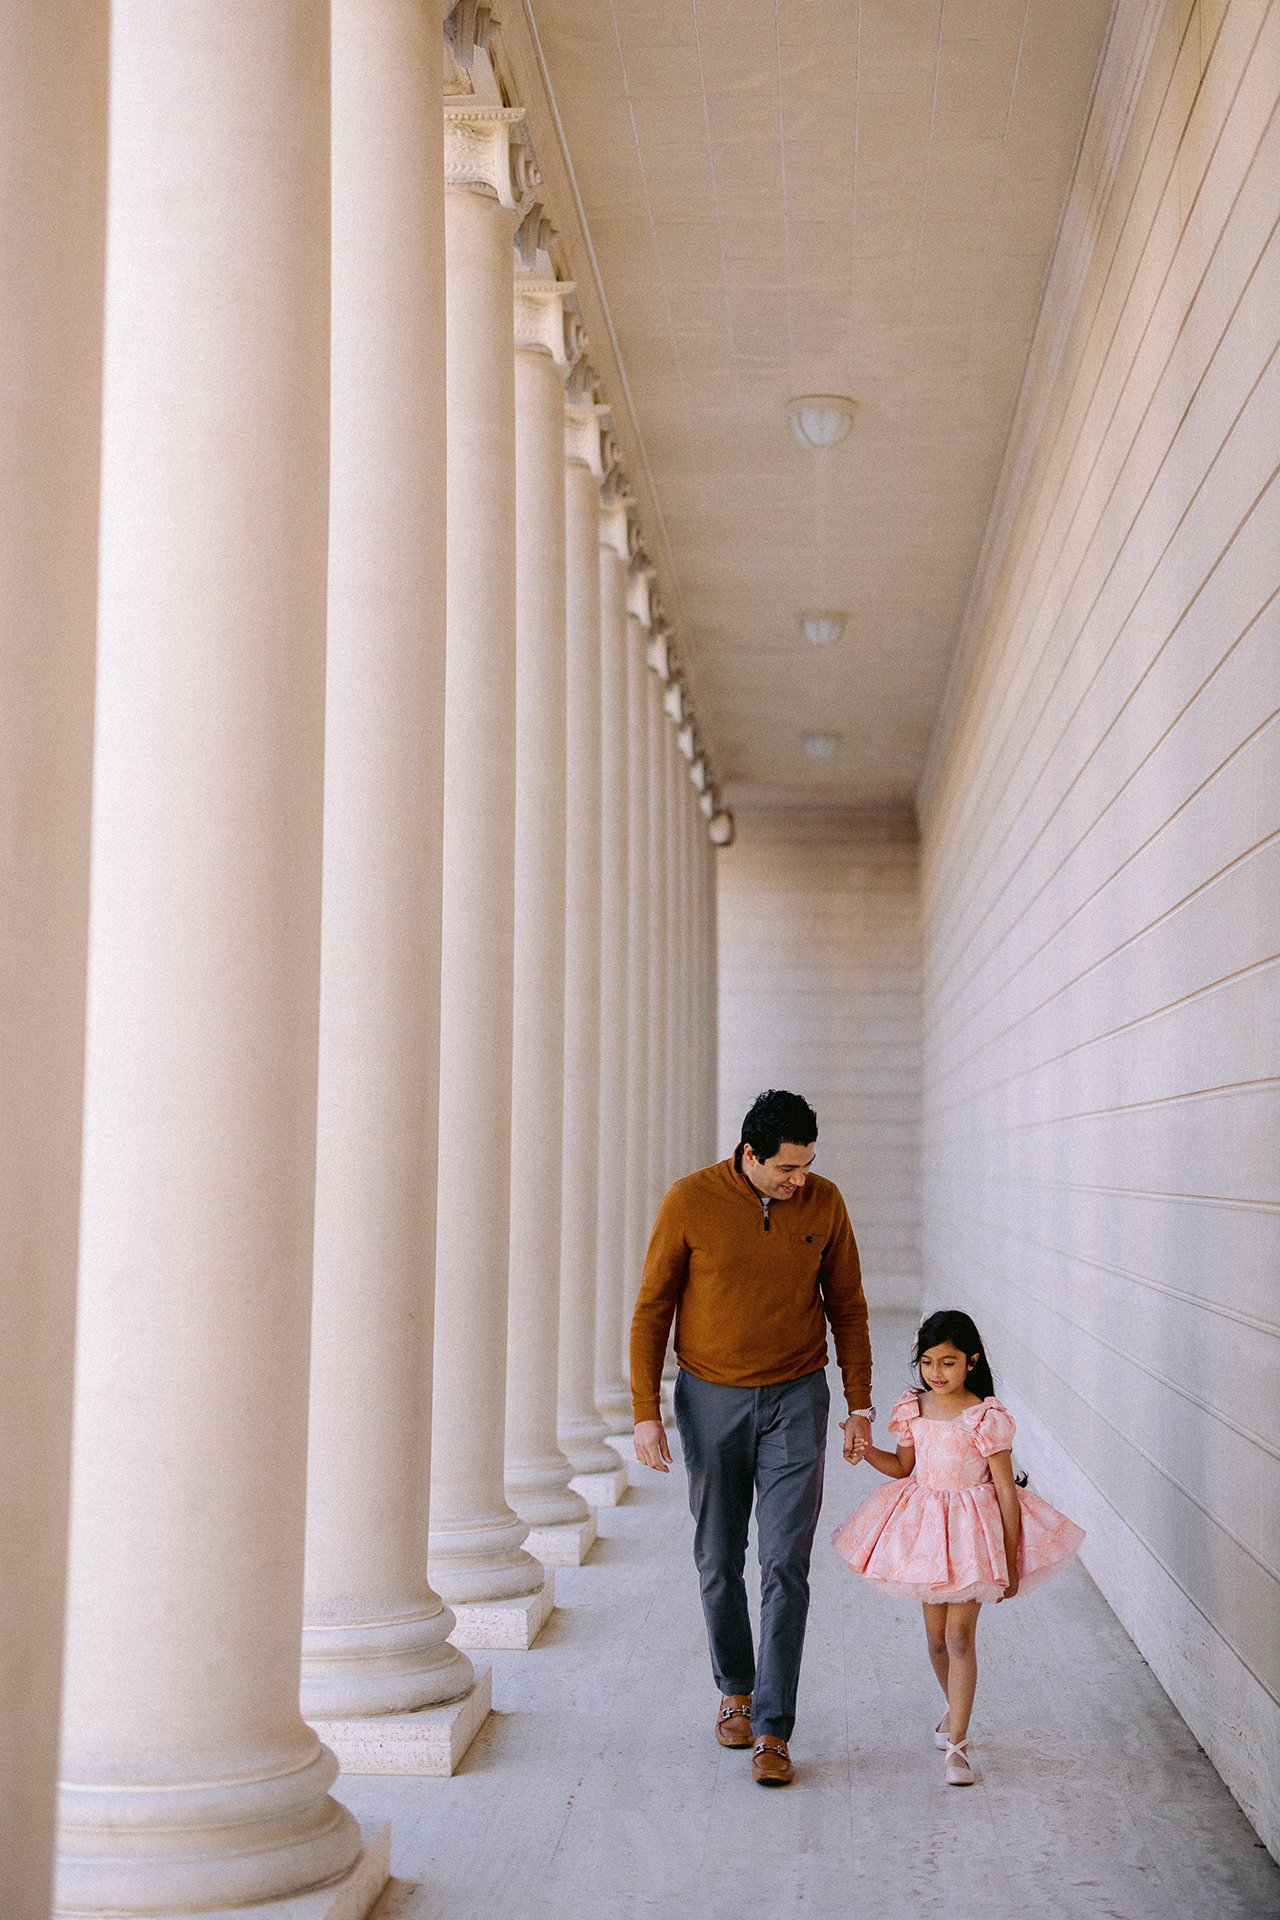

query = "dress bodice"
[[887, 1390, 1014, 1491]]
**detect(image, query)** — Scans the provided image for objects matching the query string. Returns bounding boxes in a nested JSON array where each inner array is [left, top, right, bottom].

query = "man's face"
[[742, 1140, 815, 1200]]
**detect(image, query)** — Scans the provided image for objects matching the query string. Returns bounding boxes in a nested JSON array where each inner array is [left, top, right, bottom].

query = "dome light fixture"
[[786, 393, 857, 449], [798, 609, 847, 647], [803, 733, 839, 760]]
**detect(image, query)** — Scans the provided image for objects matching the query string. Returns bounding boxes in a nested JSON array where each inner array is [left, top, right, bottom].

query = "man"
[[631, 1088, 872, 1786]]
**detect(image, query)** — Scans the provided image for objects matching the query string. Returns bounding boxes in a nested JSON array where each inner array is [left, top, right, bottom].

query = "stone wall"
[[917, 0, 1279, 1855], [717, 806, 921, 1313]]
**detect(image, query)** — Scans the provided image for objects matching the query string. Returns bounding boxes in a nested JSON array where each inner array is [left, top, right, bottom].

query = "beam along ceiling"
[[527, 0, 1114, 811]]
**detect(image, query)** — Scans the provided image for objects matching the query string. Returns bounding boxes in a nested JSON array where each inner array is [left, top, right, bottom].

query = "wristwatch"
[[849, 1406, 875, 1420]]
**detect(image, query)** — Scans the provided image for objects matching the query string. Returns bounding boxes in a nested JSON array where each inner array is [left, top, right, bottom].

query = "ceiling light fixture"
[[803, 733, 839, 760], [798, 610, 847, 647], [786, 394, 857, 449]]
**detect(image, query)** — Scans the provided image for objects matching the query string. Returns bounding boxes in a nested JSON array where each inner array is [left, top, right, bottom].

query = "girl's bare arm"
[[988, 1449, 1021, 1596], [856, 1436, 915, 1479]]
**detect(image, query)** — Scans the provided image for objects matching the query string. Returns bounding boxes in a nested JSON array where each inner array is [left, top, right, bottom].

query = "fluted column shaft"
[[506, 289, 587, 1534], [594, 510, 632, 1428], [56, 7, 361, 1912], [302, 0, 470, 1723], [619, 607, 653, 1402], [558, 425, 617, 1477], [1, 10, 105, 1916], [430, 114, 542, 1606]]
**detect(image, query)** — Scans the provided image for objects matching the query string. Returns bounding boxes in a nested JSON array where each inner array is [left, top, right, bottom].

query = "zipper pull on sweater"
[[761, 1196, 771, 1232]]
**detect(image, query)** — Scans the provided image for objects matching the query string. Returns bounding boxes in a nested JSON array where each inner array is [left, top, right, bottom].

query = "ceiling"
[[522, 0, 1115, 811]]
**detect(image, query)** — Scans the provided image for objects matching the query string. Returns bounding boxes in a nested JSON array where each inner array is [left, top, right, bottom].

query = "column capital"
[[514, 274, 580, 367], [565, 399, 608, 478], [627, 567, 654, 626], [663, 678, 685, 725], [646, 629, 672, 679], [677, 720, 696, 761], [599, 500, 629, 560], [444, 103, 538, 211], [690, 754, 709, 792], [709, 809, 735, 847]]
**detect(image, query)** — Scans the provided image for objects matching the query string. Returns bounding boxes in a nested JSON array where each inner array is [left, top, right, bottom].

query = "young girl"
[[832, 1309, 1084, 1785]]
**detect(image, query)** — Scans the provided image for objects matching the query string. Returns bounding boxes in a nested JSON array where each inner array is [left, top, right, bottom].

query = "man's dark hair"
[[738, 1089, 818, 1163]]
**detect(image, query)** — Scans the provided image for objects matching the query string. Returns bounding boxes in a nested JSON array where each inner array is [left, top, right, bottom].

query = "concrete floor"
[[344, 1316, 1280, 1920]]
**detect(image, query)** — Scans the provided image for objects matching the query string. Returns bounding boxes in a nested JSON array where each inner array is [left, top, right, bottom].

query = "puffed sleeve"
[[970, 1398, 1016, 1457], [887, 1390, 921, 1442]]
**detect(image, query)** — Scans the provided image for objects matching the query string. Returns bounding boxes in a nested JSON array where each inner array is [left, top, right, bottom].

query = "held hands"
[[840, 1413, 871, 1464], [634, 1419, 672, 1473], [999, 1574, 1020, 1602]]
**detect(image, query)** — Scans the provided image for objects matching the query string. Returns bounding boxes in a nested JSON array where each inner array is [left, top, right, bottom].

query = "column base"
[[570, 1462, 629, 1507], [311, 1667, 491, 1778], [595, 1382, 633, 1434], [603, 1433, 633, 1469], [447, 1576, 555, 1650], [524, 1511, 597, 1565], [60, 1824, 390, 1920]]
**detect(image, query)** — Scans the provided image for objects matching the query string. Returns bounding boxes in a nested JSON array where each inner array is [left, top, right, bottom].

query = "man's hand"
[[840, 1413, 870, 1464], [634, 1419, 672, 1473]]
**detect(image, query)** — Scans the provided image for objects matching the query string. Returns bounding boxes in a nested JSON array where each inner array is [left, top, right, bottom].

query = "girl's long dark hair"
[[912, 1309, 995, 1400]]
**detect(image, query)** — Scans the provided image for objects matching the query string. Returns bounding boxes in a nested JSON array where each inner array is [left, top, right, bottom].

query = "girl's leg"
[[943, 1601, 982, 1742], [923, 1602, 950, 1729]]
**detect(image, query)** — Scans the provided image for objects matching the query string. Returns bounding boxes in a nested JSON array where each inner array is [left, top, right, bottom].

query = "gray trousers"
[[673, 1366, 829, 1741]]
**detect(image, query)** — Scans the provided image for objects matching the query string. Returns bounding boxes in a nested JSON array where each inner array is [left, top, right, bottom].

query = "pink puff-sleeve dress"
[[831, 1389, 1084, 1604]]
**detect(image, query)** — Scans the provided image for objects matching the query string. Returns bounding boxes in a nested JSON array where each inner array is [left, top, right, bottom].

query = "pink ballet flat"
[[945, 1738, 975, 1786]]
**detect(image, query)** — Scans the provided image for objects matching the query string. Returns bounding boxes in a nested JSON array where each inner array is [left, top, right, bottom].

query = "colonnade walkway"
[[340, 1317, 1279, 1920]]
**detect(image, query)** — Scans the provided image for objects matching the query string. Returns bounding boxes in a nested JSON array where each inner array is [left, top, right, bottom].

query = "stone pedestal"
[[449, 1581, 557, 1652], [311, 1669, 493, 1780]]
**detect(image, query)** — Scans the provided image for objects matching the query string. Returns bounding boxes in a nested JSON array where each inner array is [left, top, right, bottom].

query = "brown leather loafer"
[[751, 1735, 794, 1785], [715, 1693, 754, 1747]]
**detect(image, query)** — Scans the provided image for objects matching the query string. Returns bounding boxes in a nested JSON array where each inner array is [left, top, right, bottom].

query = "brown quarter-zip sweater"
[[629, 1153, 872, 1424]]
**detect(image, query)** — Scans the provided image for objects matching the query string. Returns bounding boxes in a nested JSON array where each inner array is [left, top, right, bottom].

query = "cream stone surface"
[[618, 598, 655, 1414], [505, 279, 591, 1550], [644, 659, 672, 1223], [569, 1463, 631, 1509], [525, 1513, 599, 1567], [557, 415, 621, 1481], [593, 504, 634, 1431], [0, 8, 104, 1917], [303, 0, 472, 1733], [447, 1580, 557, 1653], [429, 120, 545, 1613], [115, 1827, 389, 1920], [718, 808, 922, 1311], [56, 5, 361, 1911], [918, 0, 1280, 1860], [312, 1672, 492, 1781]]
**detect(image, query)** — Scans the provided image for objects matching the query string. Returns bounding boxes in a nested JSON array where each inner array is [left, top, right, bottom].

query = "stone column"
[[560, 400, 628, 1506], [645, 633, 672, 1230], [0, 12, 104, 1918], [300, 0, 485, 1785], [505, 274, 596, 1567], [429, 103, 552, 1651], [594, 499, 633, 1433], [54, 8, 386, 1916], [663, 681, 687, 1193], [616, 578, 654, 1418]]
